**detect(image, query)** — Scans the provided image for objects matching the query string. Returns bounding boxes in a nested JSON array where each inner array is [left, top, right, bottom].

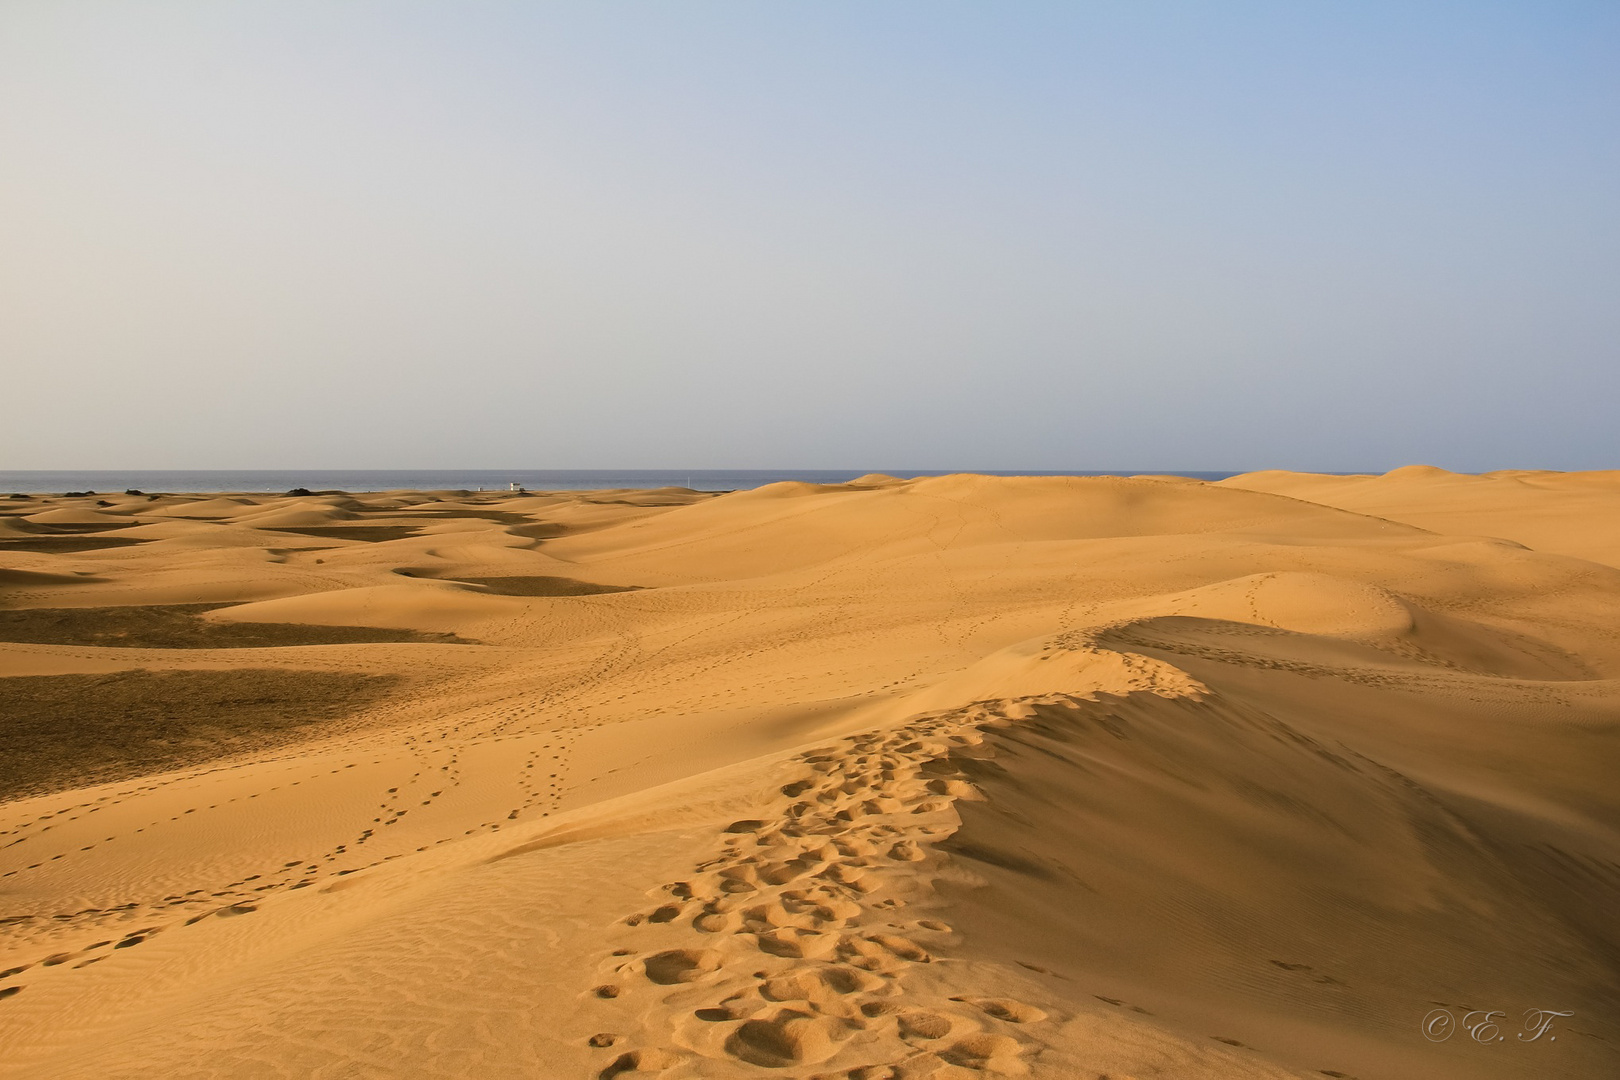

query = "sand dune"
[[147, 497, 260, 519], [0, 568, 101, 589], [1, 476, 1617, 1078], [1222, 466, 1620, 569], [210, 580, 528, 635], [229, 504, 362, 528], [19, 509, 144, 527]]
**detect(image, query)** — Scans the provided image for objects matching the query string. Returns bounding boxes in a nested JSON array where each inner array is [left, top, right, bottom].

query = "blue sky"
[[2, 2, 1616, 470]]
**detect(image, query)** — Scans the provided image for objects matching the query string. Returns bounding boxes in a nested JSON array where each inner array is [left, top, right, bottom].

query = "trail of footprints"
[[585, 707, 1053, 1078], [0, 692, 601, 998]]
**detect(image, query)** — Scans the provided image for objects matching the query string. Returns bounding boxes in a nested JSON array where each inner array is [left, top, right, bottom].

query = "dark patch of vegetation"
[[123, 489, 144, 496], [506, 522, 569, 540], [0, 519, 139, 553], [5, 520, 126, 534], [0, 604, 473, 649], [0, 537, 146, 554], [61, 491, 95, 498], [406, 508, 536, 525], [6, 494, 31, 501], [266, 525, 423, 542], [0, 668, 403, 802], [0, 568, 100, 588], [441, 575, 641, 597], [285, 487, 313, 496]]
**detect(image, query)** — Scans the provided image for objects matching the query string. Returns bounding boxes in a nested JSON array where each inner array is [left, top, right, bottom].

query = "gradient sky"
[[2, 2, 1616, 471]]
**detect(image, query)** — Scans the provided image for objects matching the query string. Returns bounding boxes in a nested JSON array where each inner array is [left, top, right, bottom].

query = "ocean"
[[0, 469, 1238, 495]]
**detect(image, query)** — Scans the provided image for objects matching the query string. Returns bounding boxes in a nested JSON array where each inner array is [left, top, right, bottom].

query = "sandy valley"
[[1, 469, 1617, 1078]]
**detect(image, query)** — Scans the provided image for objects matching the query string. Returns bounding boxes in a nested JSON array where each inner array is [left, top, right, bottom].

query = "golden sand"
[[1, 472, 1616, 1078]]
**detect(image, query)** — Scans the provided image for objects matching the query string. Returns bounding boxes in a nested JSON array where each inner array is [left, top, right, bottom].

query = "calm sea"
[[0, 469, 1237, 495]]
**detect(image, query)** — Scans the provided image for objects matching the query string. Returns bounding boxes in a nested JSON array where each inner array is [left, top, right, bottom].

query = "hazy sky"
[[3, 2, 1616, 471]]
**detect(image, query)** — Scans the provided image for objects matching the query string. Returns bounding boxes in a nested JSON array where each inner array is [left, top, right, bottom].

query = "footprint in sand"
[[599, 1046, 679, 1078], [724, 1009, 856, 1068], [692, 905, 737, 933], [951, 996, 1048, 1023], [635, 902, 683, 923], [939, 1032, 1029, 1072], [755, 927, 839, 959], [640, 948, 723, 985], [860, 933, 931, 963], [897, 1008, 959, 1040], [759, 964, 884, 1003]]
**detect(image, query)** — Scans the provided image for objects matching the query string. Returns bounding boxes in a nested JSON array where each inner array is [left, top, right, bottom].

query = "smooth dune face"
[[1, 474, 1617, 1079], [1221, 467, 1620, 570]]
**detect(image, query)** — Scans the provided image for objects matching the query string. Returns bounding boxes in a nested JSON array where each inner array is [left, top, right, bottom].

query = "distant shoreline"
[[0, 468, 1242, 495]]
